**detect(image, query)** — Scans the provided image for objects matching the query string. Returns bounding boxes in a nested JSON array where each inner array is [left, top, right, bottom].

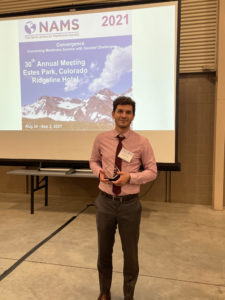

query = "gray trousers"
[[95, 191, 142, 300]]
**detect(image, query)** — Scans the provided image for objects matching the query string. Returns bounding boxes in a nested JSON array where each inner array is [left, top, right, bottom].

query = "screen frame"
[[0, 0, 181, 171]]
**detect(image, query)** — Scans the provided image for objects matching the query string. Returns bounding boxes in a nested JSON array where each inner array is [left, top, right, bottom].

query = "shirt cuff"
[[129, 173, 135, 184]]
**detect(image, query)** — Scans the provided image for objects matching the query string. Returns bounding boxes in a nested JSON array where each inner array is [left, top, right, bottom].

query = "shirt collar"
[[112, 128, 131, 139]]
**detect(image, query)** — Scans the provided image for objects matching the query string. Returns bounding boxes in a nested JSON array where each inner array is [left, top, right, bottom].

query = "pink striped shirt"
[[90, 129, 157, 195]]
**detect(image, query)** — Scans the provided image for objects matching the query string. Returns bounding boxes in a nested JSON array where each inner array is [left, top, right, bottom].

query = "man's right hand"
[[99, 169, 110, 183]]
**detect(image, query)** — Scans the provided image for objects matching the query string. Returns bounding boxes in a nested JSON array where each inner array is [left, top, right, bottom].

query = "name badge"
[[118, 147, 134, 162]]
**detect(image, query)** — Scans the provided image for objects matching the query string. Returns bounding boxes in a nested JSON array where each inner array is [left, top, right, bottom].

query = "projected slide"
[[18, 12, 132, 131], [20, 37, 132, 130]]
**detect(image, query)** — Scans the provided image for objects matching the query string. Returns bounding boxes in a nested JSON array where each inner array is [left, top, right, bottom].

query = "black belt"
[[101, 191, 138, 202]]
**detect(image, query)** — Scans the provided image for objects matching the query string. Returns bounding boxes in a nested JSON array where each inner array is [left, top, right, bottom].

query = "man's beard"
[[116, 119, 132, 128]]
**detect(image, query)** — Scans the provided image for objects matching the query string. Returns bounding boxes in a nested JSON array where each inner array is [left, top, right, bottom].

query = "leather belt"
[[101, 191, 138, 202]]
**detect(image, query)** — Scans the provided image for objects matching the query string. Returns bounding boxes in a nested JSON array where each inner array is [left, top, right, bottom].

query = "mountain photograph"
[[22, 88, 132, 130]]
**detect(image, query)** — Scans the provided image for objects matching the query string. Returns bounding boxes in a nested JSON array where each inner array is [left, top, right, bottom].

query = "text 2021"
[[102, 14, 129, 26]]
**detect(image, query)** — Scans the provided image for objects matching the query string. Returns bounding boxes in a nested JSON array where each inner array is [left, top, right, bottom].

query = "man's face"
[[112, 104, 134, 130]]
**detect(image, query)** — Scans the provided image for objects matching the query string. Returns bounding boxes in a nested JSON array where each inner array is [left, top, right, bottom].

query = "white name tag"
[[118, 147, 134, 162]]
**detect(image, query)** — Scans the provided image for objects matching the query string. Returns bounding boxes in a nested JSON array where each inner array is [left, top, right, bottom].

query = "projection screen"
[[0, 0, 180, 168]]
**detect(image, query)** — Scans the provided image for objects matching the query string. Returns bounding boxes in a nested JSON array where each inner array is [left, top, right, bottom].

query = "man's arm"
[[129, 139, 157, 185], [89, 136, 102, 176], [89, 136, 109, 183]]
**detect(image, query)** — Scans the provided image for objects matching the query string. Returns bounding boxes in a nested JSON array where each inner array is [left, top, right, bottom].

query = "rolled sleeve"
[[89, 136, 103, 177], [129, 139, 157, 185]]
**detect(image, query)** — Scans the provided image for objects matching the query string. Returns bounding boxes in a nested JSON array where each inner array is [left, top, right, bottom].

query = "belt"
[[101, 191, 138, 202]]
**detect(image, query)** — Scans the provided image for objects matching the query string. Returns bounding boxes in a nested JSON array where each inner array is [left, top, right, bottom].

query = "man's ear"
[[112, 111, 115, 119]]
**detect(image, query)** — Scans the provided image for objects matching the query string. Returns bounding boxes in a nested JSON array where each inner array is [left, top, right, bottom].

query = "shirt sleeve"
[[89, 135, 103, 177], [129, 138, 157, 185]]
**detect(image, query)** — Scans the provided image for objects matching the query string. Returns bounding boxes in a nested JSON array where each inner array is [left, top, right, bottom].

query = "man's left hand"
[[113, 171, 130, 186]]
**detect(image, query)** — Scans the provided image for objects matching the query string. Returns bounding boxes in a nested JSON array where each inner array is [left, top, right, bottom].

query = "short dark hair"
[[113, 96, 136, 115]]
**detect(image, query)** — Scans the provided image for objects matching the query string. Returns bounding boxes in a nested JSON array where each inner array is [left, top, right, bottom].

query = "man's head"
[[113, 96, 136, 115], [112, 96, 136, 132]]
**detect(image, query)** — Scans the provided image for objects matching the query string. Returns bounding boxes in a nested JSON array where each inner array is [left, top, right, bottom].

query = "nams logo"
[[25, 19, 79, 34], [25, 21, 36, 34]]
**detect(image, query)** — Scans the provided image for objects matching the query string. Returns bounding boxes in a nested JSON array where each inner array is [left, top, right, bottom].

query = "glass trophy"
[[104, 164, 120, 181]]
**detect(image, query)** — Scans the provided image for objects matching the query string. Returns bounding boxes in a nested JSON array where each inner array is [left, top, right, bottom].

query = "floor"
[[0, 193, 225, 300]]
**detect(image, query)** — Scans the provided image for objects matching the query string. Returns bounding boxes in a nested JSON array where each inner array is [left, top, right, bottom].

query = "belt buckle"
[[112, 195, 123, 203]]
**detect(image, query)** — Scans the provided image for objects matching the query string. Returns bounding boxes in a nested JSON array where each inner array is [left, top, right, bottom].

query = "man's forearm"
[[129, 168, 157, 185], [89, 160, 102, 177]]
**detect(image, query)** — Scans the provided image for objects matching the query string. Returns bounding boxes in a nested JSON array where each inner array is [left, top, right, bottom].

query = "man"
[[90, 96, 157, 300]]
